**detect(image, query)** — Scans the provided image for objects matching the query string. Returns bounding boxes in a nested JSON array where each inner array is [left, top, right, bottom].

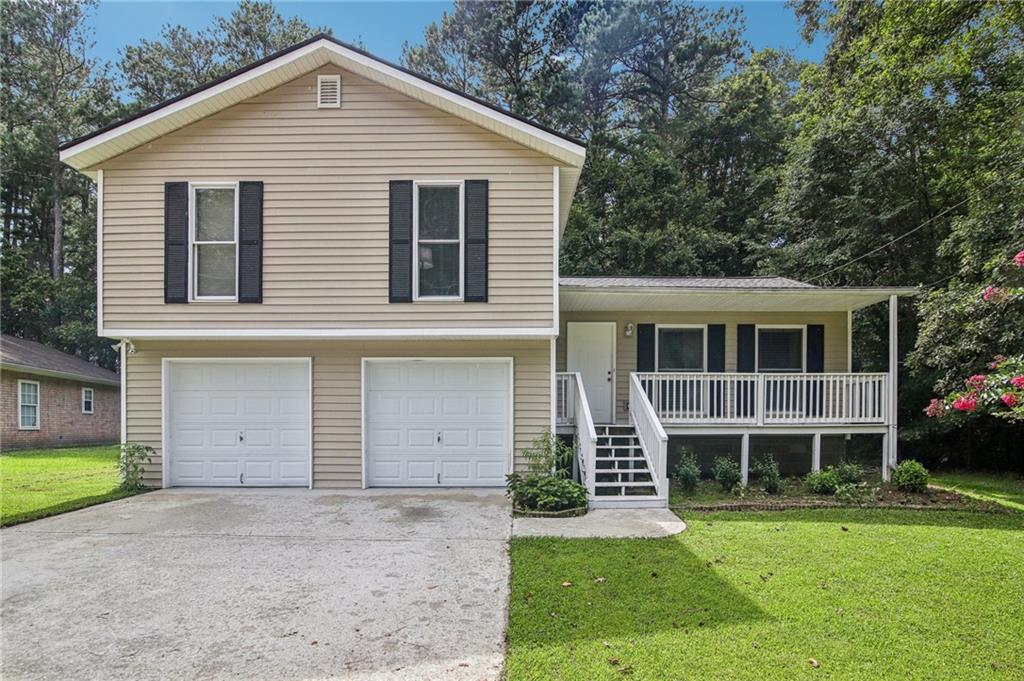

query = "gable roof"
[[1, 334, 120, 386], [59, 34, 586, 170]]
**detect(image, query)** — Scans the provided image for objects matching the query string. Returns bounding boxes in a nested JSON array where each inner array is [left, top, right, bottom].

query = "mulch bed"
[[513, 506, 588, 518], [671, 486, 1013, 514]]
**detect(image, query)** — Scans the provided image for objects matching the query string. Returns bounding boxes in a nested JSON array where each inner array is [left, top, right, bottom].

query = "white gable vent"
[[317, 75, 341, 108]]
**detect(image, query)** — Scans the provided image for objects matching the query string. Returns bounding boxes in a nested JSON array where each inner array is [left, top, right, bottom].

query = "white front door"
[[166, 360, 310, 487], [567, 322, 616, 423], [364, 359, 511, 487]]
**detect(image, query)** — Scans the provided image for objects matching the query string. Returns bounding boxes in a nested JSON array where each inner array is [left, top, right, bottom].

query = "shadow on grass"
[[508, 536, 765, 648], [677, 506, 1024, 532], [0, 488, 144, 528]]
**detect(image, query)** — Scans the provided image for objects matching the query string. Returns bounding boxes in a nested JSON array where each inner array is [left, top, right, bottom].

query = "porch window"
[[415, 183, 462, 299], [657, 327, 704, 371], [758, 327, 804, 372]]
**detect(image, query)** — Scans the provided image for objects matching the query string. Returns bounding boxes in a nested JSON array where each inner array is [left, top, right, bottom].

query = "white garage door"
[[167, 360, 310, 487], [365, 359, 511, 487]]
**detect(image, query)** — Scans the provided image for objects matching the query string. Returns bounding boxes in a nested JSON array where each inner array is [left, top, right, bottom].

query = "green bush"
[[835, 482, 869, 504], [834, 461, 863, 485], [506, 473, 588, 512], [120, 442, 154, 491], [892, 460, 929, 493], [711, 456, 742, 492], [806, 468, 841, 495], [751, 454, 781, 494], [520, 431, 574, 477], [674, 448, 701, 493]]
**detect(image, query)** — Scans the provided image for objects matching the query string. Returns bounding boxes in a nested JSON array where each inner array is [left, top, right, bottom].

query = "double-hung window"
[[82, 387, 94, 414], [18, 380, 39, 430], [656, 326, 706, 372], [191, 184, 238, 300], [414, 183, 463, 299], [757, 327, 804, 373]]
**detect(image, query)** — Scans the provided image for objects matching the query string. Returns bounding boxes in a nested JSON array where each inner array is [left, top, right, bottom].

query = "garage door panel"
[[366, 360, 510, 487], [168, 361, 309, 487]]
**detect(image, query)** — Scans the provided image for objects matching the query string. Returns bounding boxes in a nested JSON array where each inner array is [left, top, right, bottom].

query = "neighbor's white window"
[[18, 380, 39, 430], [191, 184, 238, 300], [414, 183, 463, 300], [82, 387, 94, 414]]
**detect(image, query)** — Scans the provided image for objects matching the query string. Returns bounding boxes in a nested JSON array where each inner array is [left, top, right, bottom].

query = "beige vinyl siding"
[[126, 339, 551, 487], [99, 65, 556, 330], [556, 311, 849, 423]]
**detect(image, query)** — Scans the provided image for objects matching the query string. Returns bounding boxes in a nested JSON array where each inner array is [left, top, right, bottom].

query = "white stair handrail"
[[571, 372, 598, 497], [629, 373, 669, 499]]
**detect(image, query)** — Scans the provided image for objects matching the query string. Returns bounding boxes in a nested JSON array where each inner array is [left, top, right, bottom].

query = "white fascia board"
[[100, 327, 558, 340]]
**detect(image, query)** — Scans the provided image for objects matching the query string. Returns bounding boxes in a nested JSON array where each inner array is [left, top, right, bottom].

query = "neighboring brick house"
[[1, 335, 120, 450]]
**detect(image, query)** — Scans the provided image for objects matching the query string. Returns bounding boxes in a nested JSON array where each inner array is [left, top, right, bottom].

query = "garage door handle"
[[238, 431, 244, 443]]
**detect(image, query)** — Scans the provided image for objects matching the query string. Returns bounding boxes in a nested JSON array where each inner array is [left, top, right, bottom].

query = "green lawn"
[[931, 471, 1024, 512], [0, 445, 140, 526], [507, 509, 1024, 680]]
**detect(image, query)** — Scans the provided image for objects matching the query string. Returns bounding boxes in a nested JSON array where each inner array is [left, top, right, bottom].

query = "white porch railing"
[[567, 372, 597, 497], [633, 372, 889, 426], [629, 373, 669, 498], [556, 372, 574, 426]]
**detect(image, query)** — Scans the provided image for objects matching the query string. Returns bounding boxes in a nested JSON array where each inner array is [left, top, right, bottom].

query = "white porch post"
[[811, 432, 821, 472], [740, 433, 750, 486], [885, 294, 898, 481]]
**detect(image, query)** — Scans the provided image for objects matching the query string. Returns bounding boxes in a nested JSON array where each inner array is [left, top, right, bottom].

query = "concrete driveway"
[[1, 488, 511, 681]]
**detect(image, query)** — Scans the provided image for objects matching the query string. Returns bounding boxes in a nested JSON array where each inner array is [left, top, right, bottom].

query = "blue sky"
[[85, 1, 826, 67]]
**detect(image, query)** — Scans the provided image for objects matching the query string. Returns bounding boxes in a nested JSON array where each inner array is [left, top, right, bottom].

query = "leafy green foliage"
[[505, 474, 587, 512], [834, 461, 864, 486], [834, 482, 870, 505], [805, 468, 841, 495], [673, 448, 701, 494], [751, 454, 782, 494], [711, 456, 742, 492], [119, 442, 154, 491], [519, 431, 574, 478], [892, 460, 929, 494]]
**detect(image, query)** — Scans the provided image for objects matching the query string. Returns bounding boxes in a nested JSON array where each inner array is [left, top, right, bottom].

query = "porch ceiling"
[[559, 285, 919, 312]]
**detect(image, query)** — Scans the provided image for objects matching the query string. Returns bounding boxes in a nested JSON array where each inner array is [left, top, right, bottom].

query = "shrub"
[[520, 431, 574, 477], [835, 482, 869, 504], [120, 442, 154, 491], [674, 448, 700, 494], [834, 461, 863, 485], [711, 456, 742, 492], [805, 468, 841, 495], [892, 460, 929, 493], [751, 454, 781, 494], [505, 474, 587, 512]]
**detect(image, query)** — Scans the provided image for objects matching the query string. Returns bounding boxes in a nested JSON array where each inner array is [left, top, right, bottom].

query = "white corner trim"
[[96, 170, 104, 336], [120, 340, 127, 448], [549, 338, 556, 435], [552, 166, 560, 329], [100, 327, 559, 340]]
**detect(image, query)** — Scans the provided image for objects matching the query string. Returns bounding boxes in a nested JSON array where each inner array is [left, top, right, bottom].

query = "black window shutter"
[[388, 180, 413, 303], [807, 324, 825, 372], [164, 182, 189, 304], [464, 179, 488, 302], [707, 324, 726, 372], [637, 324, 655, 371], [237, 181, 264, 303], [737, 324, 756, 372]]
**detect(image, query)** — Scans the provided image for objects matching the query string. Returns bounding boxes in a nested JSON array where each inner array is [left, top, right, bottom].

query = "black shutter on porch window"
[[637, 324, 655, 371], [388, 180, 413, 303], [707, 324, 726, 372], [164, 181, 189, 304], [737, 324, 756, 372], [464, 179, 488, 302], [807, 324, 825, 372], [237, 181, 264, 303]]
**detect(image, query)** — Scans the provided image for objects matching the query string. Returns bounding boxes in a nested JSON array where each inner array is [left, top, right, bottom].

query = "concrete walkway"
[[1, 488, 512, 681], [513, 508, 686, 538]]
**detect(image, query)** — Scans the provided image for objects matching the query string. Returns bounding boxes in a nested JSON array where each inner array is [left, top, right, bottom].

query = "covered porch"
[[555, 277, 917, 507]]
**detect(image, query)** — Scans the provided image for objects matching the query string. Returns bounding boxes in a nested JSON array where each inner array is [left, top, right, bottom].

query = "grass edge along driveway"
[[0, 445, 140, 527], [506, 508, 1024, 681]]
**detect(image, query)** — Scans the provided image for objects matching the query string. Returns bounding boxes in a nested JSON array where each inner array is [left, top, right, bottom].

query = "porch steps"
[[592, 424, 658, 498]]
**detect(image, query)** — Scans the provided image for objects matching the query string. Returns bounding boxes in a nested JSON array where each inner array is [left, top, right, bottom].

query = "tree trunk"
[[51, 167, 63, 279]]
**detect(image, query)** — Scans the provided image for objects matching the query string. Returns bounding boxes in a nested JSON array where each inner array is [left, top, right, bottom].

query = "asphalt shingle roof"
[[1, 334, 119, 385]]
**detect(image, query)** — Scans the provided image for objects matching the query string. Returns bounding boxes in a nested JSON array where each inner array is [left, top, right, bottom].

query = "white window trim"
[[317, 74, 341, 108], [18, 379, 40, 430], [189, 181, 239, 302], [412, 180, 464, 301], [82, 387, 94, 414], [655, 324, 707, 372], [755, 324, 807, 373]]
